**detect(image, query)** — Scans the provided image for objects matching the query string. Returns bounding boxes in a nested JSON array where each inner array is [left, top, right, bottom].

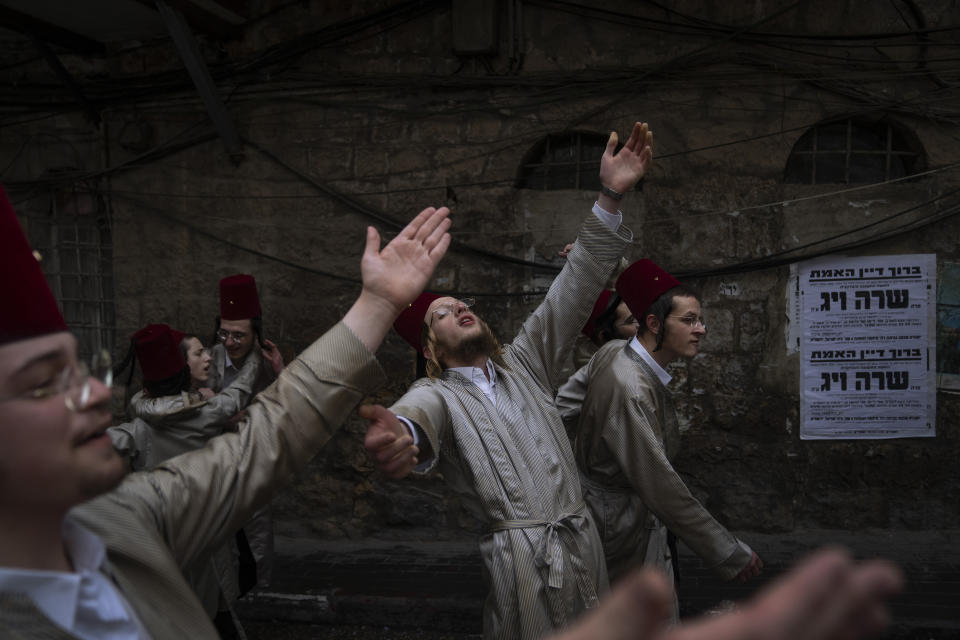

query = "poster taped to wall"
[[799, 254, 936, 439]]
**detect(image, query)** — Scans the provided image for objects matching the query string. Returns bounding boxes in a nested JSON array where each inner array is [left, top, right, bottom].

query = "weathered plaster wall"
[[2, 0, 958, 540]]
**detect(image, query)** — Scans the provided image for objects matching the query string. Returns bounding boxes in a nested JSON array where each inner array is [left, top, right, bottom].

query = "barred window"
[[25, 185, 115, 362], [784, 118, 923, 184], [518, 131, 610, 191]]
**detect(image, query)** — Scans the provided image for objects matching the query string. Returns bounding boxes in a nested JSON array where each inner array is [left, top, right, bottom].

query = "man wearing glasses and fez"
[[209, 273, 284, 395], [206, 273, 286, 590], [556, 259, 763, 619], [0, 182, 453, 638]]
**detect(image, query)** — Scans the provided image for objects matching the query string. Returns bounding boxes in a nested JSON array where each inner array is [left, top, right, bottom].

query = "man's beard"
[[441, 318, 500, 366]]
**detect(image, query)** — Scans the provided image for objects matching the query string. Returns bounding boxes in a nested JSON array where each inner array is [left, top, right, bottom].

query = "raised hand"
[[343, 206, 452, 353], [261, 338, 285, 375], [359, 404, 420, 479], [599, 122, 654, 194], [360, 206, 452, 315]]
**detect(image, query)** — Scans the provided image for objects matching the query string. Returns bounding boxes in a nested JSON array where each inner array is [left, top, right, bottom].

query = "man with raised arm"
[[0, 183, 451, 639], [363, 123, 654, 639]]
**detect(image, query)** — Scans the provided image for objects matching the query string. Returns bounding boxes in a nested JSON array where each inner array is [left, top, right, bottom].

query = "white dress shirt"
[[221, 352, 240, 389], [447, 359, 498, 402], [628, 335, 673, 387], [0, 520, 147, 639]]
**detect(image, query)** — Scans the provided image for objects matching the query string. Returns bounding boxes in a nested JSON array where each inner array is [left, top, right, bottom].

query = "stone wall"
[[1, 0, 958, 540]]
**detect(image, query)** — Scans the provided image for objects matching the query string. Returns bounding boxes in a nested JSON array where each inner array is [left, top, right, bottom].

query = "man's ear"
[[645, 314, 661, 336]]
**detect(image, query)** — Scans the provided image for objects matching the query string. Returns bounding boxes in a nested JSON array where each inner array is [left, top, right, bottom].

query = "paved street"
[[236, 530, 960, 639]]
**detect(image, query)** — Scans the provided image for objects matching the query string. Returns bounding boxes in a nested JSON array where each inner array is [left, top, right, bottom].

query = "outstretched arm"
[[602, 388, 756, 580], [507, 122, 649, 392], [343, 206, 451, 353], [111, 206, 452, 569]]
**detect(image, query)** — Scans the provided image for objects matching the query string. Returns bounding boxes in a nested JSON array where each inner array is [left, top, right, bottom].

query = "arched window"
[[518, 131, 610, 191], [784, 118, 923, 184]]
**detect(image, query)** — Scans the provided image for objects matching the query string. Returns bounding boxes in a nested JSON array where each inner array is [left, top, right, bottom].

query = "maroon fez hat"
[[615, 259, 681, 318], [133, 324, 187, 382], [582, 289, 616, 337], [393, 292, 441, 351], [0, 184, 68, 345], [220, 274, 262, 320]]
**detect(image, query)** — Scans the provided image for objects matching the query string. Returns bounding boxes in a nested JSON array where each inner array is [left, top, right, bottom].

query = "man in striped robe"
[[362, 122, 654, 640]]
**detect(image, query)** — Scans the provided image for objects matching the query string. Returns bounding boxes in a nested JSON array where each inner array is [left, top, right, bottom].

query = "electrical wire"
[[243, 138, 564, 271], [105, 190, 556, 298], [530, 0, 960, 42], [1, 0, 958, 287], [679, 193, 960, 278], [94, 161, 960, 229], [103, 180, 960, 296]]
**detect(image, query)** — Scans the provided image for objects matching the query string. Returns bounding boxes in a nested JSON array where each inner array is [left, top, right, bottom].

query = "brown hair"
[[418, 321, 507, 380], [638, 285, 699, 352]]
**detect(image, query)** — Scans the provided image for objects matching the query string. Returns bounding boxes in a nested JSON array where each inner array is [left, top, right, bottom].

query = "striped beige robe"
[[393, 214, 631, 640], [556, 340, 752, 606], [0, 322, 386, 639]]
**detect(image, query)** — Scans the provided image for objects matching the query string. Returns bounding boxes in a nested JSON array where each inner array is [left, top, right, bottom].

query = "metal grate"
[[784, 118, 922, 184], [518, 131, 610, 191], [26, 187, 115, 362]]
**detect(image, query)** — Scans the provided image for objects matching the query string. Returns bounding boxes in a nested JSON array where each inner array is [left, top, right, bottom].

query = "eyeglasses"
[[216, 329, 249, 343], [0, 349, 113, 412], [668, 315, 706, 329], [430, 298, 475, 326]]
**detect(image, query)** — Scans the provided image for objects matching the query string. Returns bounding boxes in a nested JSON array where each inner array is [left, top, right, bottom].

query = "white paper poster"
[[799, 254, 937, 439]]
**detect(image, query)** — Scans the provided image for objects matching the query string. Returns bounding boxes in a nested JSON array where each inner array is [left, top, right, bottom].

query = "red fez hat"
[[220, 274, 261, 320], [133, 324, 187, 382], [616, 259, 681, 319], [582, 289, 617, 337], [393, 292, 440, 351], [0, 184, 68, 345]]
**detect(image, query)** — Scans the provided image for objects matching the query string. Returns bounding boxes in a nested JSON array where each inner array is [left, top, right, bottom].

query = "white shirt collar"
[[0, 520, 145, 638], [448, 359, 498, 402], [628, 336, 672, 386]]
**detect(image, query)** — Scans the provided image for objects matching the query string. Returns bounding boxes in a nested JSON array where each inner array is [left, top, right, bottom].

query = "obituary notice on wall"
[[797, 254, 937, 440]]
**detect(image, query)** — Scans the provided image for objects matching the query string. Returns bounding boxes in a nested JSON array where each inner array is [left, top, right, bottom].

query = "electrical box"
[[451, 0, 499, 55]]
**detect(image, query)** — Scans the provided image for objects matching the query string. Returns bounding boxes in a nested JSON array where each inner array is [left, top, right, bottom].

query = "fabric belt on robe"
[[489, 500, 599, 608]]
